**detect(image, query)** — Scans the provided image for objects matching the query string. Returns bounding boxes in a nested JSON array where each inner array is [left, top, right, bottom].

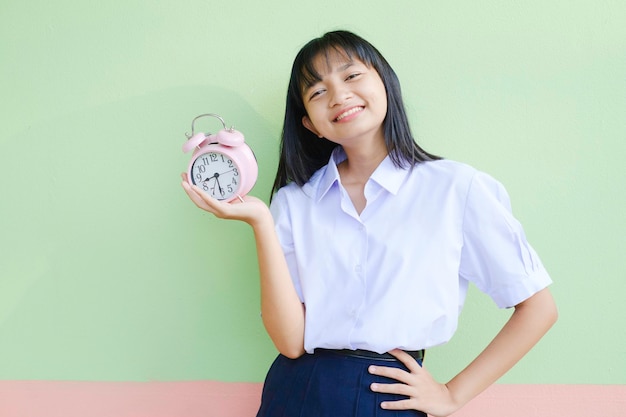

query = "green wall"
[[1, 0, 624, 384]]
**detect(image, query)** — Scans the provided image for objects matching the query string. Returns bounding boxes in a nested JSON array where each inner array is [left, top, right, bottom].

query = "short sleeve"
[[269, 188, 304, 301], [459, 172, 552, 308]]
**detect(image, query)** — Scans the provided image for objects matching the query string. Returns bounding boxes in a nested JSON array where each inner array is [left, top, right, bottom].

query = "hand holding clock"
[[182, 114, 258, 203], [181, 173, 272, 227]]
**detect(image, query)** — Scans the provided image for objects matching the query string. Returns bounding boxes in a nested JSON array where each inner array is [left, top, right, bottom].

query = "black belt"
[[318, 348, 424, 362]]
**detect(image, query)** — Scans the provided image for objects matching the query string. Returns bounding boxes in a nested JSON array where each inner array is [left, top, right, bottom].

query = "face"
[[300, 51, 388, 149]]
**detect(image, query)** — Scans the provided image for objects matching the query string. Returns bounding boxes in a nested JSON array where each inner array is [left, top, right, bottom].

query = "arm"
[[250, 209, 306, 358], [181, 178, 306, 358], [369, 287, 557, 417]]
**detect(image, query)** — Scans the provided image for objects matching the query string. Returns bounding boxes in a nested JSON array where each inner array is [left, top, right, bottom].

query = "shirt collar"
[[315, 147, 410, 201]]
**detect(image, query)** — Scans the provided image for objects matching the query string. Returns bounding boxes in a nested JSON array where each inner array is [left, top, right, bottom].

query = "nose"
[[329, 85, 352, 107]]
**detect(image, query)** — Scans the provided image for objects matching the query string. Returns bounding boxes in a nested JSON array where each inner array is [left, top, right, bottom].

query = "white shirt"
[[270, 148, 552, 354]]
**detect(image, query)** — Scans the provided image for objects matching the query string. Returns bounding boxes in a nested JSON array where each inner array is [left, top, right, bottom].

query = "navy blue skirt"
[[256, 350, 427, 417]]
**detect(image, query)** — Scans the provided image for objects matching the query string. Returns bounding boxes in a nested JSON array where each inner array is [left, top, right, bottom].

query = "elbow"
[[278, 345, 306, 359], [274, 333, 306, 359], [273, 335, 306, 359], [541, 287, 559, 328], [516, 287, 558, 331], [262, 313, 306, 359], [547, 298, 559, 328], [535, 287, 559, 331], [265, 323, 305, 359]]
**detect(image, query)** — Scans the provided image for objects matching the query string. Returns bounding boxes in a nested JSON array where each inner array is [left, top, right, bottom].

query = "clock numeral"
[[210, 184, 225, 197], [199, 154, 230, 166], [189, 151, 241, 200]]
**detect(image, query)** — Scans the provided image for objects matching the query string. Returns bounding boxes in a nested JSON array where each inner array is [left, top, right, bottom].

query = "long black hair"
[[271, 30, 440, 197]]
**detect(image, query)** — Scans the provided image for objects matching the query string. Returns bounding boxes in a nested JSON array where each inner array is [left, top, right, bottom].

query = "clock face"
[[190, 151, 241, 200]]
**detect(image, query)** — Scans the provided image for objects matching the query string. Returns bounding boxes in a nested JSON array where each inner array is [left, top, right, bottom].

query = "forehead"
[[311, 48, 356, 73], [299, 47, 367, 92]]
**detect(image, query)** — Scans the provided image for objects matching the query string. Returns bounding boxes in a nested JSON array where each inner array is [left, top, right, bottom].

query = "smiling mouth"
[[334, 106, 364, 122]]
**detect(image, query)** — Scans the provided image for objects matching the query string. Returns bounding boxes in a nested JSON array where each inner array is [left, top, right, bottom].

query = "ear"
[[302, 115, 323, 138]]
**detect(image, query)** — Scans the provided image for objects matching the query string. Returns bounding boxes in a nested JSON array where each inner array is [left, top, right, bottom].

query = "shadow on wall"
[[0, 85, 280, 382]]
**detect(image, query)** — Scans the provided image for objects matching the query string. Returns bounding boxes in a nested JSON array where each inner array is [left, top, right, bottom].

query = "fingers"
[[367, 350, 421, 383], [379, 399, 414, 411], [181, 179, 261, 222], [180, 173, 270, 226], [181, 180, 218, 213], [369, 370, 418, 411], [369, 364, 412, 386], [388, 349, 422, 372], [367, 351, 426, 411], [181, 174, 244, 207], [370, 381, 414, 397]]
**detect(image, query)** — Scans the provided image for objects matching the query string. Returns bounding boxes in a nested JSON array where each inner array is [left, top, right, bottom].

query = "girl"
[[182, 30, 557, 417]]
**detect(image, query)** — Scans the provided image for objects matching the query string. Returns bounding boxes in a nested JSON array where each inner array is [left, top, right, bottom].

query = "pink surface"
[[452, 384, 626, 417], [0, 381, 624, 417], [0, 381, 262, 417]]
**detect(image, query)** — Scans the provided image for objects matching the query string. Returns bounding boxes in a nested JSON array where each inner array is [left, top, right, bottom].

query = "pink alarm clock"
[[182, 114, 257, 202]]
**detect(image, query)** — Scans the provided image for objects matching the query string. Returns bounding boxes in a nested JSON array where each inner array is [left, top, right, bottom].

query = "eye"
[[345, 72, 362, 81], [308, 88, 325, 101]]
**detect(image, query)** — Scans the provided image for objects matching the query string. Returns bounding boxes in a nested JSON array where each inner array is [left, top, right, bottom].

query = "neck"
[[336, 143, 387, 216], [339, 140, 388, 182]]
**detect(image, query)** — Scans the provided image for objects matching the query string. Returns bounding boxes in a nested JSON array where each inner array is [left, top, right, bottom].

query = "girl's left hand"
[[368, 349, 458, 417]]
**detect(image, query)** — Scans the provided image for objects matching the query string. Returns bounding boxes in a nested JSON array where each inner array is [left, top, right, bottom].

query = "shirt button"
[[355, 264, 363, 273]]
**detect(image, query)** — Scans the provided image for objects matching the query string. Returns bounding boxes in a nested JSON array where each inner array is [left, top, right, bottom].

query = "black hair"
[[271, 30, 440, 197]]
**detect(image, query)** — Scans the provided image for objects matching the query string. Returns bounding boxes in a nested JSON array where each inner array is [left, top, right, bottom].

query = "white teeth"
[[335, 107, 363, 121]]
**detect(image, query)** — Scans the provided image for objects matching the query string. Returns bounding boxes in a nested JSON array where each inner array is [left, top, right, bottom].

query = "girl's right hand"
[[180, 173, 271, 227]]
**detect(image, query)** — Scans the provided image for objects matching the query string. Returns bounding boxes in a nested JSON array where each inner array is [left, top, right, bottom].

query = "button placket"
[[347, 221, 368, 346]]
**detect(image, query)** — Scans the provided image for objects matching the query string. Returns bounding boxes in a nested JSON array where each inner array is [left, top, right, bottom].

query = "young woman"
[[181, 30, 557, 417]]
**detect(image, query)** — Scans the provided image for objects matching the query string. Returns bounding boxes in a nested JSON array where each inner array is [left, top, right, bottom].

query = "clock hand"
[[202, 173, 219, 184], [213, 173, 225, 196]]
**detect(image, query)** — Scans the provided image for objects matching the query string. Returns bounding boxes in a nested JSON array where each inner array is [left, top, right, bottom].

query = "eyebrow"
[[337, 61, 354, 71], [320, 60, 355, 80]]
